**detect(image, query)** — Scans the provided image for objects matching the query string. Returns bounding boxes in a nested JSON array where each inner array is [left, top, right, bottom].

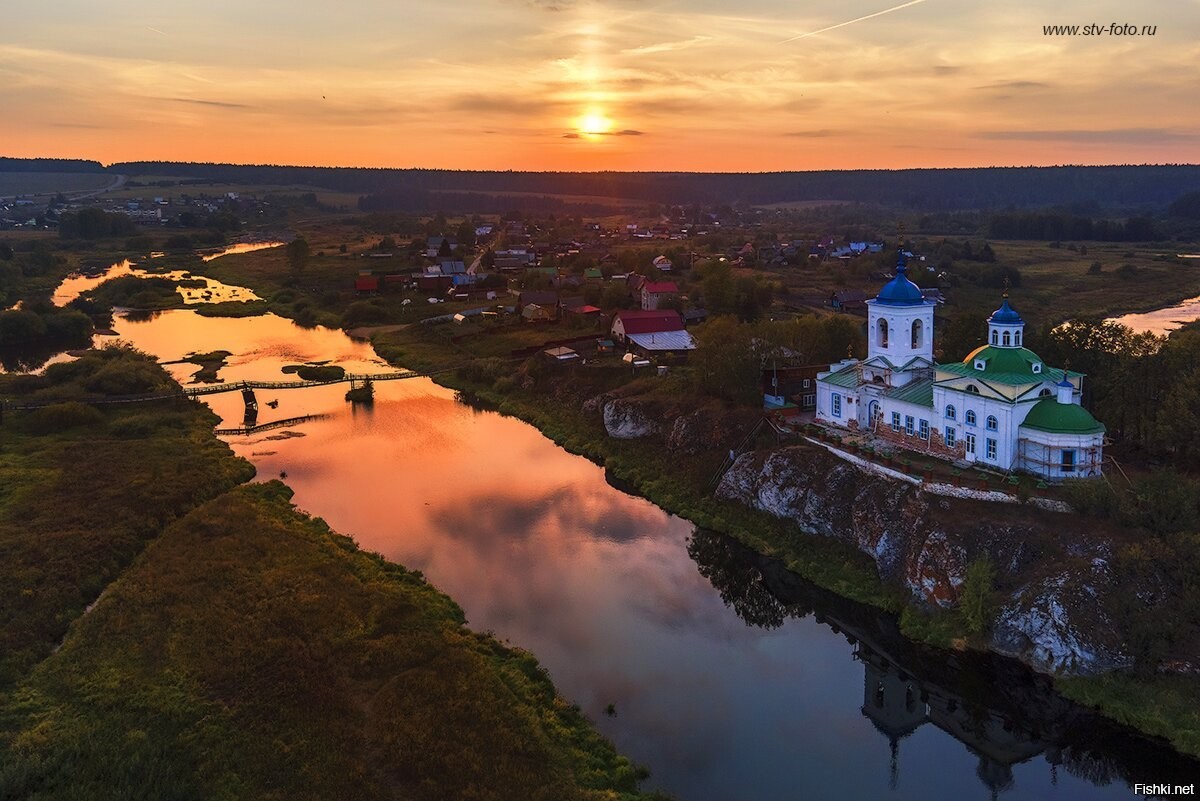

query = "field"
[[0, 171, 115, 200]]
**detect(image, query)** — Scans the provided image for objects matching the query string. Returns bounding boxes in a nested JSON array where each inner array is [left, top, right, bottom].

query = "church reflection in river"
[[687, 529, 1198, 798]]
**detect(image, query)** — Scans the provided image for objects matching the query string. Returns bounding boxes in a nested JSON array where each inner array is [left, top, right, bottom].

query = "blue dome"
[[989, 297, 1024, 325], [875, 254, 924, 306]]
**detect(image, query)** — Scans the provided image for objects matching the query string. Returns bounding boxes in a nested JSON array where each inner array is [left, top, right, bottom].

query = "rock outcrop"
[[716, 444, 1132, 675], [602, 398, 662, 439]]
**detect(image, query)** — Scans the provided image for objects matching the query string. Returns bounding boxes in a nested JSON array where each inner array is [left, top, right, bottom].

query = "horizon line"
[[4, 155, 1200, 176]]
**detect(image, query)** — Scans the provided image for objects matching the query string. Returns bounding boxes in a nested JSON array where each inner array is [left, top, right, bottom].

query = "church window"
[[1032, 363, 1042, 374], [1062, 449, 1076, 473], [832, 393, 842, 417], [965, 384, 980, 394], [1039, 388, 1053, 397], [966, 410, 977, 425], [919, 419, 929, 440], [1015, 331, 1022, 346], [986, 438, 998, 460], [945, 427, 956, 448], [991, 330, 999, 345], [986, 415, 998, 431], [1002, 331, 1011, 347], [911, 319, 924, 349], [891, 412, 901, 432], [802, 379, 811, 388], [946, 404, 956, 420], [878, 319, 889, 348], [905, 416, 915, 435]]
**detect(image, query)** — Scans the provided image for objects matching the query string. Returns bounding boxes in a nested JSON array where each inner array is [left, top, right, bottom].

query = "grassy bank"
[[0, 481, 660, 800], [0, 348, 664, 800]]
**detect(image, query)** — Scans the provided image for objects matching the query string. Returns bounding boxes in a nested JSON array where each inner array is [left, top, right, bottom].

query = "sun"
[[576, 109, 614, 137]]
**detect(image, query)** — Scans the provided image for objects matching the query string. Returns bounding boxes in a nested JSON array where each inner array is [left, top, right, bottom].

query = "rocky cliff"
[[714, 444, 1133, 676]]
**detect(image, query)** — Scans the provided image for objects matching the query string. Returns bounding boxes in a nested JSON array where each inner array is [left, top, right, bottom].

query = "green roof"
[[1020, 397, 1105, 435], [886, 378, 934, 408], [822, 366, 859, 388], [937, 345, 1076, 386]]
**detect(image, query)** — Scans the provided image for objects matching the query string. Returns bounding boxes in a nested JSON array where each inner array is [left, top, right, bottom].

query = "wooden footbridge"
[[0, 368, 446, 423], [179, 370, 425, 398]]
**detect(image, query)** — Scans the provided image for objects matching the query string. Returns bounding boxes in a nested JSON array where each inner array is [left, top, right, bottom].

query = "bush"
[[296, 365, 345, 382], [960, 557, 997, 636], [19, 402, 105, 435], [340, 301, 390, 328], [1061, 478, 1121, 518]]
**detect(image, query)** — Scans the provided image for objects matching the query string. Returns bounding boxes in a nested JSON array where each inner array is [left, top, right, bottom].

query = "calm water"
[[100, 306, 1197, 800], [1108, 294, 1200, 336]]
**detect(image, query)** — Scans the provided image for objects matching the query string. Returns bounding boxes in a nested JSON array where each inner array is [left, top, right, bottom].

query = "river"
[[92, 302, 1194, 800], [14, 254, 1199, 799]]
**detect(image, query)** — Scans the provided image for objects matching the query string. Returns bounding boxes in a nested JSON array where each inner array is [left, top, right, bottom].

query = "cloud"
[[167, 97, 255, 109], [622, 36, 712, 56], [977, 80, 1050, 91], [785, 129, 838, 138], [977, 128, 1199, 144], [564, 129, 645, 139]]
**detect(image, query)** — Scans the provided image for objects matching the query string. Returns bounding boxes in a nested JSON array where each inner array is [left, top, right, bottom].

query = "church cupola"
[[866, 250, 935, 365], [987, 293, 1025, 349], [1056, 376, 1074, 405]]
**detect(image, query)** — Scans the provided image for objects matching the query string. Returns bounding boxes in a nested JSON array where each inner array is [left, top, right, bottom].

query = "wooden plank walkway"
[[214, 414, 329, 436]]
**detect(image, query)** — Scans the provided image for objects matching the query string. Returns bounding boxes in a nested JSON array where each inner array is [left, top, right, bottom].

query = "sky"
[[2, 0, 1199, 171]]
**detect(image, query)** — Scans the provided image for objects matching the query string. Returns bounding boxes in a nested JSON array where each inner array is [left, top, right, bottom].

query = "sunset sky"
[[3, 0, 1198, 171]]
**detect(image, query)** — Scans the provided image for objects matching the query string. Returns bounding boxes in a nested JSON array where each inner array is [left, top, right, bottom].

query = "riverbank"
[[39, 239, 1200, 760], [0, 348, 666, 800], [356, 323, 1200, 758]]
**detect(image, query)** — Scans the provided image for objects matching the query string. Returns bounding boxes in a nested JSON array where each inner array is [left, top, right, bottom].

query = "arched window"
[[1015, 331, 1022, 346], [966, 410, 977, 425], [1039, 388, 1053, 397], [1002, 331, 1011, 347], [986, 415, 998, 431], [946, 404, 956, 420], [991, 330, 999, 345], [911, 318, 923, 349], [878, 318, 889, 348], [965, 384, 980, 394]]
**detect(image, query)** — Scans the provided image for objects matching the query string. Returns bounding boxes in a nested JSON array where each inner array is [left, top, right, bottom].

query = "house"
[[682, 308, 708, 326], [831, 290, 869, 312], [815, 252, 1104, 480], [355, 275, 379, 294], [609, 310, 695, 353], [439, 260, 467, 276], [640, 281, 679, 311], [517, 290, 559, 315], [626, 273, 646, 298], [652, 255, 673, 272], [521, 303, 554, 323], [542, 346, 581, 364], [583, 268, 603, 281], [760, 365, 824, 410]]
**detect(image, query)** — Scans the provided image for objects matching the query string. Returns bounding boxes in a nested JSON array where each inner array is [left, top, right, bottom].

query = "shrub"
[[960, 557, 997, 636], [19, 402, 105, 435]]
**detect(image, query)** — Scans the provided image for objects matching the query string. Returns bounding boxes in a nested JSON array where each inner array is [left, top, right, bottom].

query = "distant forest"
[[4, 156, 1199, 213]]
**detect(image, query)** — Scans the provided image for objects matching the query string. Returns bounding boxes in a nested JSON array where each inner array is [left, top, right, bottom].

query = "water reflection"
[[1107, 295, 1200, 336], [101, 307, 1197, 800], [690, 530, 1200, 798]]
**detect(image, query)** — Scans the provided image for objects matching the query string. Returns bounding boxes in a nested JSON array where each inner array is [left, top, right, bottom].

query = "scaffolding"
[[1016, 439, 1103, 479]]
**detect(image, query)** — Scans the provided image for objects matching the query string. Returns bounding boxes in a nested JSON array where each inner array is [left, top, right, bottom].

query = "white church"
[[815, 254, 1105, 480]]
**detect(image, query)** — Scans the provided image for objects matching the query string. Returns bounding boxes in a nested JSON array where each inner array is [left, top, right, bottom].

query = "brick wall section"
[[869, 422, 966, 460]]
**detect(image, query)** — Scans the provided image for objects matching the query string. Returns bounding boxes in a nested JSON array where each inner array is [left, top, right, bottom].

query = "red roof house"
[[640, 281, 679, 310], [355, 275, 380, 293], [610, 309, 684, 342]]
